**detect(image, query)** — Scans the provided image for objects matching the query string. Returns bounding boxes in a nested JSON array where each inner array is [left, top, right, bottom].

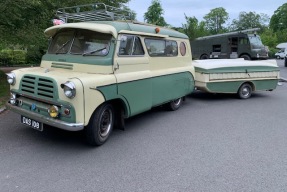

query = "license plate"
[[21, 116, 43, 131]]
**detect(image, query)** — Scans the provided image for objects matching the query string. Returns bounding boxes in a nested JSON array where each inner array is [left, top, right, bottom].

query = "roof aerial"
[[56, 3, 133, 23]]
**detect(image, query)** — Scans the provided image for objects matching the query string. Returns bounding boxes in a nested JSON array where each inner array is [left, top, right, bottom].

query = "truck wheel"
[[167, 97, 182, 111], [85, 103, 114, 146], [200, 54, 208, 60], [240, 54, 251, 60], [237, 83, 252, 99]]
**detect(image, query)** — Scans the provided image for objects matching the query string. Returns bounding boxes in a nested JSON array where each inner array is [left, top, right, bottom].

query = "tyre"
[[200, 54, 208, 60], [237, 83, 252, 99], [285, 57, 287, 67], [166, 97, 183, 111], [85, 103, 114, 146], [240, 54, 251, 60]]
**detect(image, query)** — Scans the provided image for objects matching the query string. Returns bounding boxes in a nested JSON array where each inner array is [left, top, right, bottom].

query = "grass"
[[0, 70, 10, 108]]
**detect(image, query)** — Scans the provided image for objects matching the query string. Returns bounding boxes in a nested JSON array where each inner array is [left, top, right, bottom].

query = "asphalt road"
[[0, 60, 287, 192]]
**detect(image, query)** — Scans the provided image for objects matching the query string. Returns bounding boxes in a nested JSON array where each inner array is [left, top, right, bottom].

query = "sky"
[[127, 0, 286, 27]]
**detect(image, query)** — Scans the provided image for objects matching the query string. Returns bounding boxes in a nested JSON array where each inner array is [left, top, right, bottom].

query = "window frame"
[[144, 38, 178, 57], [117, 34, 145, 57]]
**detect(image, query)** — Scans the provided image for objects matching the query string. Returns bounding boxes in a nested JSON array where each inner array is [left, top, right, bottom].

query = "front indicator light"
[[7, 72, 16, 85], [48, 105, 59, 118]]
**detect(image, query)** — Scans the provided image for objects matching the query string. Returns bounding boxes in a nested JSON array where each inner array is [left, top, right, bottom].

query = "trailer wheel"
[[166, 97, 183, 111], [85, 103, 114, 146], [240, 54, 251, 60], [237, 83, 252, 99]]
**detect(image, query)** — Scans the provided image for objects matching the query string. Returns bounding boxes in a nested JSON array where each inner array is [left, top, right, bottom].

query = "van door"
[[114, 34, 152, 117]]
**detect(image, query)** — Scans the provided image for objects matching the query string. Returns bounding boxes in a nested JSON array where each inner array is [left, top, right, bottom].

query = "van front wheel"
[[240, 54, 251, 60], [167, 97, 183, 111], [85, 103, 114, 146]]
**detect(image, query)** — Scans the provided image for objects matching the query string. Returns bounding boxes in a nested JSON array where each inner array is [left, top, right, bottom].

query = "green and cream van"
[[6, 4, 195, 146]]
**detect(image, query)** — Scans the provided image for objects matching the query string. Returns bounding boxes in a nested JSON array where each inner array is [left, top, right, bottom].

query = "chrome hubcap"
[[242, 87, 250, 97], [99, 109, 112, 138], [173, 98, 181, 106]]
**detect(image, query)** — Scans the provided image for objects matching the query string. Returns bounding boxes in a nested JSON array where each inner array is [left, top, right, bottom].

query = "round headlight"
[[7, 72, 16, 85], [61, 81, 76, 99]]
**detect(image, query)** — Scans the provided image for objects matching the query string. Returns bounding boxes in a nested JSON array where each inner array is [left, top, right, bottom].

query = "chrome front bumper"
[[6, 102, 84, 131]]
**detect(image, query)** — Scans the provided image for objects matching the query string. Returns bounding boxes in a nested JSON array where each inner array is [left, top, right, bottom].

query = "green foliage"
[[0, 69, 10, 102], [0, 0, 132, 59], [144, 0, 167, 26], [229, 11, 270, 31], [182, 14, 209, 40], [270, 3, 287, 32], [203, 7, 229, 34], [0, 49, 26, 66]]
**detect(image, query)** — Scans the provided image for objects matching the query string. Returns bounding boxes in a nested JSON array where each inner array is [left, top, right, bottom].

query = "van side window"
[[145, 39, 178, 57], [118, 35, 144, 56]]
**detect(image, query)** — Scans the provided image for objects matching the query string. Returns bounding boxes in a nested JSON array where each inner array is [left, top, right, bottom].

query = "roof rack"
[[56, 3, 132, 23], [196, 28, 260, 40]]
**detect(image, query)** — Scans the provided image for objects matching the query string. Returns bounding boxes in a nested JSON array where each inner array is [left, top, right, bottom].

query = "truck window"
[[248, 35, 263, 47], [145, 39, 178, 57], [239, 37, 248, 45], [118, 35, 144, 56], [213, 45, 221, 52]]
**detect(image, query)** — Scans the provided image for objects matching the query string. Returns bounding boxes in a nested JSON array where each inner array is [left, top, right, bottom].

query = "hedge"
[[0, 49, 26, 66]]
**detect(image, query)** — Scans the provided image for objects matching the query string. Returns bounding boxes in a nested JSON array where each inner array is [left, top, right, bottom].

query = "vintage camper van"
[[6, 3, 195, 146]]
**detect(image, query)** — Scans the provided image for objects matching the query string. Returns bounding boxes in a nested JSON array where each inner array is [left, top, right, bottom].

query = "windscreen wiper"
[[55, 40, 71, 54], [82, 47, 106, 56]]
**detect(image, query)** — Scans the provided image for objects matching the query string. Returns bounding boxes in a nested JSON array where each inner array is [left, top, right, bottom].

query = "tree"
[[181, 14, 209, 40], [270, 3, 287, 32], [144, 0, 167, 26], [0, 0, 133, 63], [0, 0, 133, 46], [229, 11, 269, 31], [203, 7, 229, 34]]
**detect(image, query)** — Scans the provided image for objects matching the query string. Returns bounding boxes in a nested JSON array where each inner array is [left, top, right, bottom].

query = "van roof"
[[44, 21, 188, 39]]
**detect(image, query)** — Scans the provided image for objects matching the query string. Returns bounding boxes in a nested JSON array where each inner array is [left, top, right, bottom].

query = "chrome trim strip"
[[6, 102, 84, 131]]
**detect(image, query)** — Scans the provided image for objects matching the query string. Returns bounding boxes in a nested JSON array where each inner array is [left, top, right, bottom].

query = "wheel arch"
[[239, 53, 251, 60], [200, 54, 209, 60], [239, 81, 255, 91]]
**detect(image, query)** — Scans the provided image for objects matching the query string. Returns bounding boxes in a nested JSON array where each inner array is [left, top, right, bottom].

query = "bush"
[[26, 46, 45, 65], [268, 47, 279, 58], [0, 49, 27, 66]]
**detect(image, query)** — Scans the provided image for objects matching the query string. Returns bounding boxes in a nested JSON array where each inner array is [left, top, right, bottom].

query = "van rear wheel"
[[85, 103, 114, 146], [167, 97, 183, 111]]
